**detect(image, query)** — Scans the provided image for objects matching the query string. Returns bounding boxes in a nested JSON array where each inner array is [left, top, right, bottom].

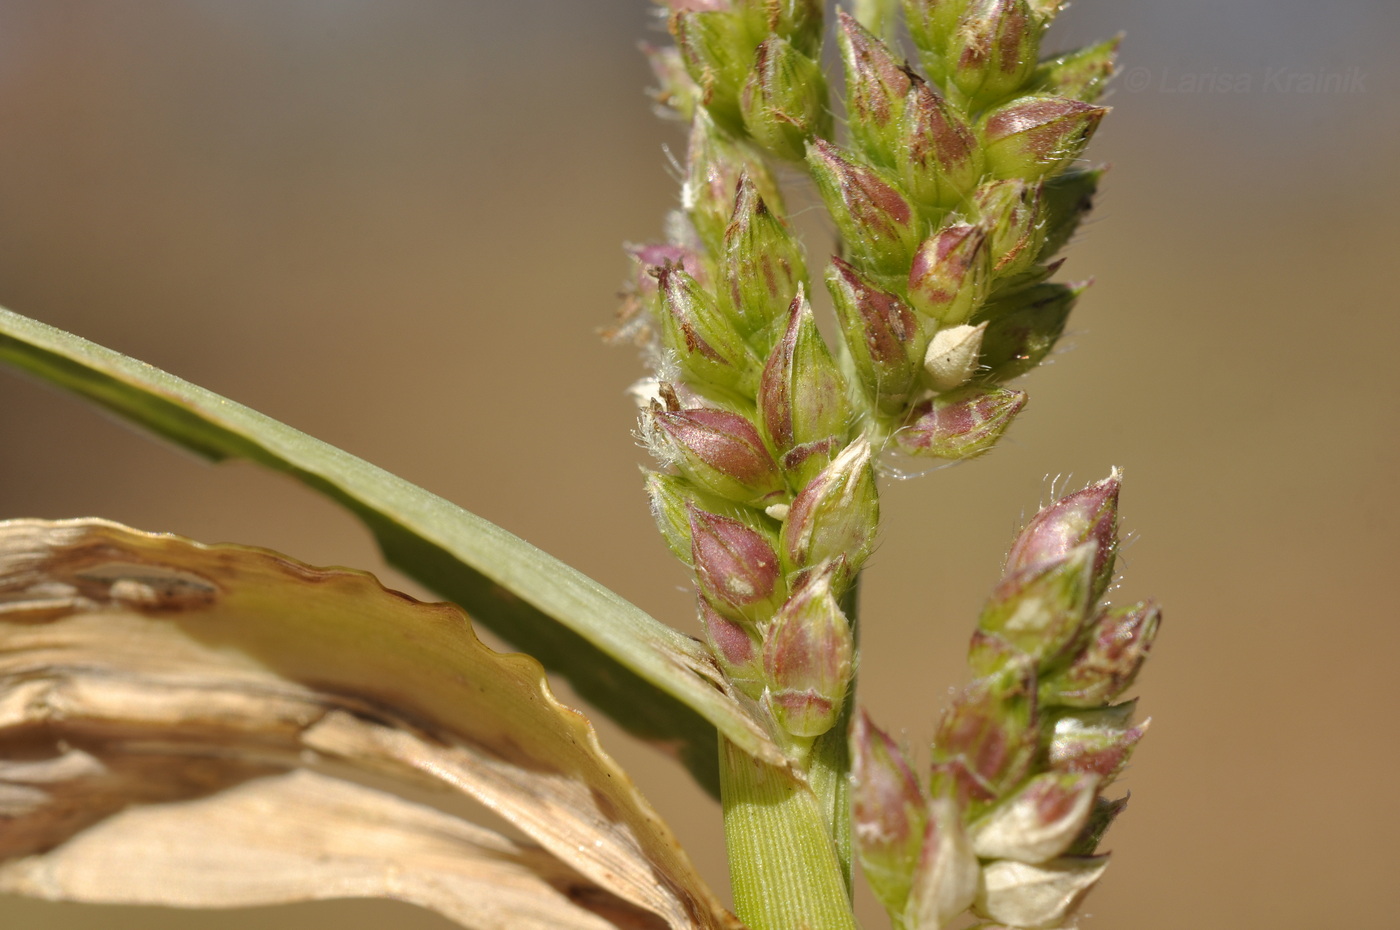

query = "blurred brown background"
[[1, 1, 1396, 928]]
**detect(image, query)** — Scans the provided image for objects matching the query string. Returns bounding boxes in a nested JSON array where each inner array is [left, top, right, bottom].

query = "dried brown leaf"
[[1, 768, 663, 930], [0, 519, 741, 930]]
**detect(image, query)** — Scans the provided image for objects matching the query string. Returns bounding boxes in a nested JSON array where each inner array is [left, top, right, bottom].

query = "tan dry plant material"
[[0, 519, 742, 930]]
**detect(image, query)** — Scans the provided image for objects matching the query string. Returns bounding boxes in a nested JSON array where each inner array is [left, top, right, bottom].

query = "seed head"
[[908, 222, 991, 325], [981, 95, 1108, 181], [976, 543, 1097, 672], [807, 139, 924, 277], [906, 796, 981, 930], [684, 109, 784, 254], [1042, 601, 1162, 708], [723, 173, 807, 341], [780, 439, 879, 576], [931, 676, 1038, 806], [951, 0, 1043, 109], [1048, 702, 1149, 785], [837, 10, 913, 166], [689, 504, 786, 621], [852, 710, 928, 917], [899, 75, 983, 212], [740, 37, 831, 162], [762, 563, 854, 738], [973, 179, 1046, 279], [1004, 472, 1120, 605], [896, 385, 1027, 461], [647, 404, 784, 505], [671, 8, 756, 134], [969, 771, 1101, 863], [656, 262, 761, 395], [903, 0, 975, 80], [698, 594, 766, 699], [759, 290, 853, 485], [973, 855, 1110, 929], [828, 256, 927, 413]]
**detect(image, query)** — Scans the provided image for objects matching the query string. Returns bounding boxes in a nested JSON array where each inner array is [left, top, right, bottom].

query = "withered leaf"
[[0, 519, 743, 930]]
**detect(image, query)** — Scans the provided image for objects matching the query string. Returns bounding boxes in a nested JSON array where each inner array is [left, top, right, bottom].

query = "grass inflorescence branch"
[[613, 3, 1158, 928]]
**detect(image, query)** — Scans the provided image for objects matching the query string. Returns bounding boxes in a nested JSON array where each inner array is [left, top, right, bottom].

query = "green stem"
[[806, 702, 854, 892], [720, 738, 860, 930], [804, 572, 862, 892]]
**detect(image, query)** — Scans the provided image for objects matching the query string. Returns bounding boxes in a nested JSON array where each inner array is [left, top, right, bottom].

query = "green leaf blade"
[[0, 305, 784, 791]]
